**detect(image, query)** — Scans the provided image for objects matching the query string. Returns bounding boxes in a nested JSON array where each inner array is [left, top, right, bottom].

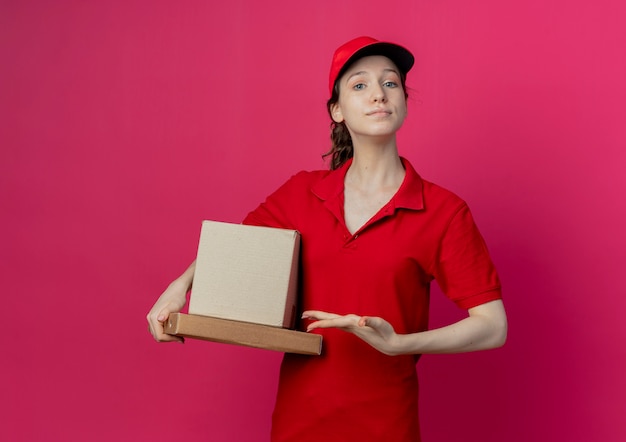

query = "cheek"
[[397, 101, 408, 120]]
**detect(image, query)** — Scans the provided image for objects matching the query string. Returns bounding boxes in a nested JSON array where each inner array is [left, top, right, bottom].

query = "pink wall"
[[2, 1, 625, 440]]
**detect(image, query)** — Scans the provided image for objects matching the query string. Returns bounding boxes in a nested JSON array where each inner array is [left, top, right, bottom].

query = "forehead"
[[342, 55, 401, 77]]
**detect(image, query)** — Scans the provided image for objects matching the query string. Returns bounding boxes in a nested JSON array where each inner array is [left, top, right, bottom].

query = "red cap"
[[328, 36, 414, 94]]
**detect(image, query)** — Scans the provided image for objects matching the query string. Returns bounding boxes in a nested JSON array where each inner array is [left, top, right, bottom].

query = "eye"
[[353, 83, 366, 90], [383, 81, 398, 88]]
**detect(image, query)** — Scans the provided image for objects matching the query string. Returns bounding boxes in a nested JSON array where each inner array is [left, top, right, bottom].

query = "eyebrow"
[[345, 68, 400, 83]]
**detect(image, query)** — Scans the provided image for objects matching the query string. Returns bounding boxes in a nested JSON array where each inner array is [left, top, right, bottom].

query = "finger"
[[147, 309, 184, 343], [147, 322, 185, 343], [306, 314, 361, 332], [149, 307, 171, 329], [147, 312, 163, 336], [146, 313, 160, 340], [157, 311, 185, 343], [301, 310, 339, 321], [157, 333, 185, 343], [357, 317, 395, 342], [359, 316, 385, 328], [156, 306, 172, 323]]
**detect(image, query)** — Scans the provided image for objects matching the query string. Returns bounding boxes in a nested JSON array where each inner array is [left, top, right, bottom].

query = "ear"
[[330, 102, 344, 123]]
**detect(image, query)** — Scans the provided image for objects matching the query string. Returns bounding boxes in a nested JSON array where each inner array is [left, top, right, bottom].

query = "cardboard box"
[[188, 221, 301, 328], [165, 313, 322, 355]]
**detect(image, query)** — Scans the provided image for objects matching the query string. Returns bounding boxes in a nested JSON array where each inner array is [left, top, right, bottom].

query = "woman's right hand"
[[146, 279, 188, 343], [147, 261, 196, 343]]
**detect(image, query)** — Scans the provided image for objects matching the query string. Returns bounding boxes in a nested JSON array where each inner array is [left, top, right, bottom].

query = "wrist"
[[170, 276, 191, 292], [391, 332, 423, 356]]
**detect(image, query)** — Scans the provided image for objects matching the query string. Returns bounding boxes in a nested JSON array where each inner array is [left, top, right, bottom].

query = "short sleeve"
[[242, 171, 310, 229], [432, 203, 502, 309]]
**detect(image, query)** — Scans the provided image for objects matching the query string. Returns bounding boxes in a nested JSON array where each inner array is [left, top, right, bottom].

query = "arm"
[[303, 299, 507, 356], [146, 260, 196, 343]]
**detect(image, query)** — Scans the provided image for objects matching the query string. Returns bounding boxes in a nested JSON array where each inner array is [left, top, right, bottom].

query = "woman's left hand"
[[302, 300, 507, 356], [302, 310, 403, 356]]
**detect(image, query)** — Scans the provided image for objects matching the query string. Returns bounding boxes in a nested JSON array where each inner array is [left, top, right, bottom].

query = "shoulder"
[[285, 169, 330, 186], [274, 168, 336, 199], [254, 168, 332, 206], [242, 168, 330, 228], [421, 179, 478, 237], [401, 158, 467, 215], [421, 178, 466, 209]]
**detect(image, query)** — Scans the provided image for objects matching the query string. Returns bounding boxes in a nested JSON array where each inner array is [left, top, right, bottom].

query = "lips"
[[367, 109, 391, 116]]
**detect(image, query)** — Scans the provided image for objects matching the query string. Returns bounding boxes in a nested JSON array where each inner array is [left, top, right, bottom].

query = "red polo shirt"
[[243, 157, 501, 442]]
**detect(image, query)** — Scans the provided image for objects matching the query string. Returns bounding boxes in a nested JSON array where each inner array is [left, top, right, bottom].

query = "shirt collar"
[[311, 156, 425, 211]]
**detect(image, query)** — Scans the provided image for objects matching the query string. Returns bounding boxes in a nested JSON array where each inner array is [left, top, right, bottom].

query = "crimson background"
[[2, 1, 625, 441]]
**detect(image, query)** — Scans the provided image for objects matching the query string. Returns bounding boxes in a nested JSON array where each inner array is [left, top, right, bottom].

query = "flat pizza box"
[[164, 313, 322, 356]]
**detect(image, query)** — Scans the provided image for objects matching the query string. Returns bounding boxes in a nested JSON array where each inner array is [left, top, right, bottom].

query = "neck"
[[347, 140, 405, 189]]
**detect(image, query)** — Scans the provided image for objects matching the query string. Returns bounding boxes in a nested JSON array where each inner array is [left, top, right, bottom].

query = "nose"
[[371, 84, 387, 103]]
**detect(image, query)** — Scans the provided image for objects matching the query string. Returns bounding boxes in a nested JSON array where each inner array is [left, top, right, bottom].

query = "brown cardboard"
[[188, 221, 301, 328], [164, 313, 322, 355]]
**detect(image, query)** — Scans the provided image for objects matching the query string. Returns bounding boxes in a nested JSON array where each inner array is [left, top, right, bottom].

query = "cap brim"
[[337, 42, 415, 82]]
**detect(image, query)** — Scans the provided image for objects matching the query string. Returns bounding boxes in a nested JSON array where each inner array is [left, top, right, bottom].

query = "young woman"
[[147, 36, 507, 442]]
